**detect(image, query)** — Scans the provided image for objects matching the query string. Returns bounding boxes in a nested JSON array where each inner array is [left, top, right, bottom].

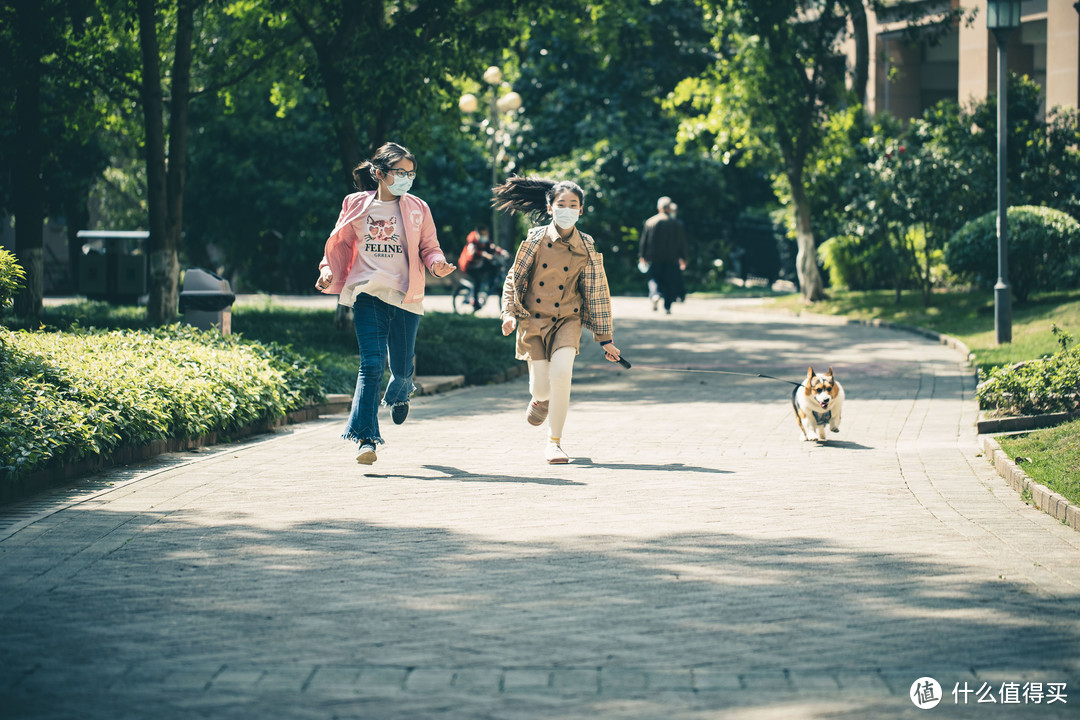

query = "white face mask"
[[552, 206, 580, 229], [386, 173, 413, 196]]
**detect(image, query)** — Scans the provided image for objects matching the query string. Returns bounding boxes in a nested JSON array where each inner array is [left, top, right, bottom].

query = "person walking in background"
[[315, 142, 455, 465], [457, 224, 508, 309], [492, 176, 622, 464], [639, 196, 688, 314], [667, 202, 688, 303]]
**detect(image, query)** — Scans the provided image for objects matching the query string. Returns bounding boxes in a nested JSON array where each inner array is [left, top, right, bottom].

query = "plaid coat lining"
[[502, 226, 613, 341]]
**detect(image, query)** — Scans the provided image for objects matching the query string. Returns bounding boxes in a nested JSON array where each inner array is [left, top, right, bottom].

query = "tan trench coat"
[[501, 224, 614, 361]]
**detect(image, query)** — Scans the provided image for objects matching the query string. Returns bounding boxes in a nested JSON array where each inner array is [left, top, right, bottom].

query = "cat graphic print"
[[365, 216, 404, 259]]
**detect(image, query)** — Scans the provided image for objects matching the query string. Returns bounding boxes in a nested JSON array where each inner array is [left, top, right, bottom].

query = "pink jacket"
[[318, 191, 447, 304]]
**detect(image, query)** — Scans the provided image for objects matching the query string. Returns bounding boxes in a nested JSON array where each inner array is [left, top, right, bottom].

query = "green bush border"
[[1, 324, 324, 485]]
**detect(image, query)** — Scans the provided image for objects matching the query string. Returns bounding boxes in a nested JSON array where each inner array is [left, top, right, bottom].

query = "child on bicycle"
[[457, 224, 509, 310], [493, 176, 622, 464]]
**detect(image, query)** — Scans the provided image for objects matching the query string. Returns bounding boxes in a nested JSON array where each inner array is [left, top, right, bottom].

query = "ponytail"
[[352, 161, 379, 191], [491, 176, 585, 222], [352, 141, 417, 191]]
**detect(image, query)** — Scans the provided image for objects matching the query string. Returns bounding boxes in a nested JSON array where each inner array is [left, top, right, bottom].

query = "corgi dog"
[[792, 366, 844, 442]]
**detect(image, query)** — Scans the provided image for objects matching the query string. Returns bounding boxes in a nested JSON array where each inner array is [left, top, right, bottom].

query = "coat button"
[[539, 281, 544, 286], [535, 313, 540, 318], [536, 298, 541, 303], [574, 307, 579, 312], [554, 302, 560, 307], [563, 266, 568, 271], [547, 243, 553, 248], [558, 285, 563, 290], [542, 263, 548, 268]]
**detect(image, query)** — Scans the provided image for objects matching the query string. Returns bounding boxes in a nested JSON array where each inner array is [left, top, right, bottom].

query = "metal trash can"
[[179, 268, 235, 334], [76, 230, 148, 304]]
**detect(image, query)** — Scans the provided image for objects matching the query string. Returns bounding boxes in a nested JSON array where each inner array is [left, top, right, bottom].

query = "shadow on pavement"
[[573, 458, 731, 474], [798, 440, 875, 451], [2, 509, 1076, 718], [363, 464, 586, 486]]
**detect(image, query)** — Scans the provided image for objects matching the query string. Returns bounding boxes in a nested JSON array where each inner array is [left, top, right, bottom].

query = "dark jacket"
[[639, 212, 688, 264]]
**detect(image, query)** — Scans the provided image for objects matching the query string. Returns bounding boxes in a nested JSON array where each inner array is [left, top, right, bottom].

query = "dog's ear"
[[826, 367, 834, 377], [806, 366, 815, 378]]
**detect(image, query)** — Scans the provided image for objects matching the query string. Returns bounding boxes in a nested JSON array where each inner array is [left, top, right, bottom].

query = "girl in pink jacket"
[[316, 142, 455, 465]]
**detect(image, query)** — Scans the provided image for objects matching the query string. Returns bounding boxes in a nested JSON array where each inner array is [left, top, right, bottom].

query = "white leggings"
[[528, 346, 576, 439]]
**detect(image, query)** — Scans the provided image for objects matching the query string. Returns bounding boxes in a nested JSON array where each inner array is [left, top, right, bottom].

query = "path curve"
[[2, 297, 1078, 719]]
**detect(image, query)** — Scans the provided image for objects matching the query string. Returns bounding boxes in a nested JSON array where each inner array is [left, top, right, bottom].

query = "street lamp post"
[[987, 0, 1021, 345], [459, 66, 522, 250]]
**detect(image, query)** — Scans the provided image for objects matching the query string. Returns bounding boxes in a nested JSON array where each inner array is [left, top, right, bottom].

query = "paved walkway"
[[2, 297, 1079, 719]]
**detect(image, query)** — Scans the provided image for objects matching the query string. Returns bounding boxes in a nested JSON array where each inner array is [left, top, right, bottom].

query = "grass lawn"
[[765, 288, 1080, 370], [761, 288, 1080, 509], [998, 419, 1080, 508]]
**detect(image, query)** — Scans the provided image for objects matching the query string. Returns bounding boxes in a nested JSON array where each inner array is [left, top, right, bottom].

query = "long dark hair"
[[491, 176, 585, 222], [352, 142, 416, 191]]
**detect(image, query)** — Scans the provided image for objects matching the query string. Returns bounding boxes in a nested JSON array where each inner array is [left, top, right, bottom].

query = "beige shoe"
[[545, 440, 569, 464], [356, 441, 377, 465], [526, 399, 549, 426]]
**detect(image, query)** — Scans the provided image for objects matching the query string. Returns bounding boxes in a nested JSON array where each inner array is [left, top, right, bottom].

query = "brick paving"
[[2, 296, 1079, 719]]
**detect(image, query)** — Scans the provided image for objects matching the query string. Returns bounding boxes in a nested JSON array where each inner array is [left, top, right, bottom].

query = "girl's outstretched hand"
[[315, 266, 333, 291], [603, 342, 621, 362], [502, 317, 517, 336], [431, 260, 456, 278]]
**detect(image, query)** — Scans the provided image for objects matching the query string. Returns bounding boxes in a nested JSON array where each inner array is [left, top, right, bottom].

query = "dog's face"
[[804, 366, 840, 410]]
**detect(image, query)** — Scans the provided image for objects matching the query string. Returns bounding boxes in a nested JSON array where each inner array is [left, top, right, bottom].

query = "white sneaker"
[[545, 440, 569, 464], [650, 295, 660, 311], [356, 441, 377, 465]]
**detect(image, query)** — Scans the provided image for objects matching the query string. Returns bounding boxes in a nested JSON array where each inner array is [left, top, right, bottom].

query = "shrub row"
[[823, 205, 1080, 299], [977, 325, 1080, 416], [945, 206, 1080, 302], [0, 324, 324, 481]]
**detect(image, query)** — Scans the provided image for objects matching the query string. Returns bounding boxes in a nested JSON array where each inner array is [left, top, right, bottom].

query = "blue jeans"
[[343, 293, 420, 445]]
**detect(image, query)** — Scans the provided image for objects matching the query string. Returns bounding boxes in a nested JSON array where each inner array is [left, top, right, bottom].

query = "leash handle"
[[604, 349, 632, 369]]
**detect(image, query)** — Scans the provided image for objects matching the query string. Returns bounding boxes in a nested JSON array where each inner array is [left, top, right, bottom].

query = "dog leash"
[[603, 352, 804, 387]]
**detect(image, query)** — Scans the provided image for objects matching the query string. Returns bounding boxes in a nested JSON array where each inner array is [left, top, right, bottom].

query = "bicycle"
[[452, 254, 509, 314]]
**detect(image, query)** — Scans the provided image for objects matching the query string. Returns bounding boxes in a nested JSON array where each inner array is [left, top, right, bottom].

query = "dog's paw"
[[830, 426, 840, 433]]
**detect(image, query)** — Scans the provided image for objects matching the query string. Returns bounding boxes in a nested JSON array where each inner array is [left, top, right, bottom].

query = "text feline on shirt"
[[364, 242, 404, 255]]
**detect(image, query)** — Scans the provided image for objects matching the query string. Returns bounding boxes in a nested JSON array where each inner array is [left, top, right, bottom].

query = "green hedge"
[[945, 206, 1080, 301], [818, 234, 898, 291], [227, 305, 520, 392], [977, 325, 1080, 416], [0, 248, 25, 316], [413, 311, 518, 384], [0, 324, 324, 481]]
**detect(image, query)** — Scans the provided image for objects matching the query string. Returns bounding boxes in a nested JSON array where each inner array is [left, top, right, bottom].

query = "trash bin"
[[76, 230, 148, 304], [179, 268, 235, 334]]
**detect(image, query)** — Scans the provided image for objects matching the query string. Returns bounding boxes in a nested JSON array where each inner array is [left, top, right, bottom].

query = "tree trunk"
[[918, 229, 932, 307], [63, 197, 89, 296], [847, 0, 869, 107], [137, 0, 171, 325], [322, 62, 365, 186], [787, 170, 825, 302], [159, 0, 197, 322], [289, 1, 380, 187], [892, 227, 904, 304], [12, 0, 44, 319]]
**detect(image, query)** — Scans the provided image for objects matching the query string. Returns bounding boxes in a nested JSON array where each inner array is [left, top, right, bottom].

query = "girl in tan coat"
[[493, 177, 622, 463]]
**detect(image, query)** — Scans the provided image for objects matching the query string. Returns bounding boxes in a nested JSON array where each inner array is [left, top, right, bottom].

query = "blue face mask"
[[386, 173, 413, 196], [552, 206, 580, 229]]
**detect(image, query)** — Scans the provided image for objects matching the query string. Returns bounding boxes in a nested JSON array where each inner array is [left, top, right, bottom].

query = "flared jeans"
[[343, 293, 419, 445]]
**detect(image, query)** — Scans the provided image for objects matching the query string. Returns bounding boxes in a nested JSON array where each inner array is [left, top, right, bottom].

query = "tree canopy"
[[1, 0, 1074, 314]]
